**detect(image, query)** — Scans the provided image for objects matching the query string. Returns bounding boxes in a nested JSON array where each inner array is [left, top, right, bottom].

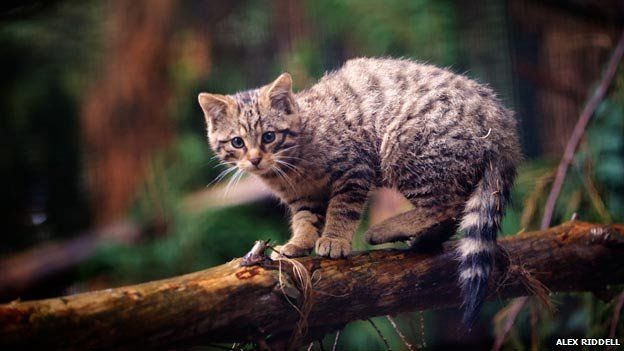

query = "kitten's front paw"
[[315, 236, 351, 258], [270, 243, 310, 260]]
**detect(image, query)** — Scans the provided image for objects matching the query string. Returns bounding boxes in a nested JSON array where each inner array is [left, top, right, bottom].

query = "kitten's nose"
[[249, 157, 262, 166]]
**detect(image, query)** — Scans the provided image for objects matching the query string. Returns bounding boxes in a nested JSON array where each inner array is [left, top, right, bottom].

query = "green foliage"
[[86, 202, 289, 283], [306, 0, 458, 65], [586, 92, 624, 220]]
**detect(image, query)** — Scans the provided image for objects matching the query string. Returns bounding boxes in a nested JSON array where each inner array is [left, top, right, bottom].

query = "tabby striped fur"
[[198, 57, 521, 325]]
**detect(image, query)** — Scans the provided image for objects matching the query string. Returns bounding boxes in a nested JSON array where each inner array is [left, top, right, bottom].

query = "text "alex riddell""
[[556, 339, 620, 346]]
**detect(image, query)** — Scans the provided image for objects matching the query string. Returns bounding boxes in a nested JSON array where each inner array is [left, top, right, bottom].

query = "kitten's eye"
[[261, 131, 276, 144], [231, 137, 245, 148]]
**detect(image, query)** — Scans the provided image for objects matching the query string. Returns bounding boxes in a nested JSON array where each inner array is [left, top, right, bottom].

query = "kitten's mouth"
[[243, 165, 270, 175], [239, 158, 281, 175]]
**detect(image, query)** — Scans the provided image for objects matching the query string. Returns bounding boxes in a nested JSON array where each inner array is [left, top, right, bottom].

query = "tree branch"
[[1, 221, 623, 350]]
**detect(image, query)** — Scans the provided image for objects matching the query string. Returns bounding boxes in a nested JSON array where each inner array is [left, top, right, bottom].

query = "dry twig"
[[386, 315, 415, 351], [368, 319, 392, 351], [609, 291, 624, 339]]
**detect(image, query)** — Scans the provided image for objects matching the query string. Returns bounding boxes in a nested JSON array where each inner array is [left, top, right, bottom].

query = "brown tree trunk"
[[81, 0, 176, 225], [1, 221, 622, 350]]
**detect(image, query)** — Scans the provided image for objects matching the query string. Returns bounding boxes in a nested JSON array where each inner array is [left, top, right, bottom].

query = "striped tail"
[[457, 156, 515, 327]]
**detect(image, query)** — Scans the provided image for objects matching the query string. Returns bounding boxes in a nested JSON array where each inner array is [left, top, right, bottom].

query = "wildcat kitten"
[[198, 57, 521, 325]]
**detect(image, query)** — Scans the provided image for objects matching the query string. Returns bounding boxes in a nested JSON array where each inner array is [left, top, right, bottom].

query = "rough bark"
[[1, 221, 623, 350]]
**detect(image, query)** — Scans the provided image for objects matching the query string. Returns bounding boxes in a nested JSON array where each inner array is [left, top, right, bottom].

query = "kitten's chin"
[[244, 166, 271, 176]]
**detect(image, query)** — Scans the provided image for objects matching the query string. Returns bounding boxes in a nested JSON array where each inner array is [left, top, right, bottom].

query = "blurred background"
[[0, 0, 623, 349]]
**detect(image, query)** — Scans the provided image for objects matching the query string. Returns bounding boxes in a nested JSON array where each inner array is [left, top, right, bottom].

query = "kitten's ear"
[[197, 93, 236, 122], [260, 73, 298, 114]]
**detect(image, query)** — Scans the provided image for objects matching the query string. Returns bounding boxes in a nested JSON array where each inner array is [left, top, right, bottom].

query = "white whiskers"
[[275, 159, 303, 177], [208, 144, 304, 197], [271, 165, 296, 191], [224, 168, 245, 197], [208, 165, 238, 187], [274, 145, 299, 156]]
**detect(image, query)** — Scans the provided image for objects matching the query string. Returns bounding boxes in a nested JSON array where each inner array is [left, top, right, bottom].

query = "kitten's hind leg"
[[365, 208, 457, 250]]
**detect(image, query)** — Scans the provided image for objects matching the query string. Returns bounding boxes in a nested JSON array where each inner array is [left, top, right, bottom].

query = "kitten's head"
[[198, 73, 302, 175]]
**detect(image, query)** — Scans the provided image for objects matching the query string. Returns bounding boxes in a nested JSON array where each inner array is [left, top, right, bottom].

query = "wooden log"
[[0, 221, 623, 350]]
